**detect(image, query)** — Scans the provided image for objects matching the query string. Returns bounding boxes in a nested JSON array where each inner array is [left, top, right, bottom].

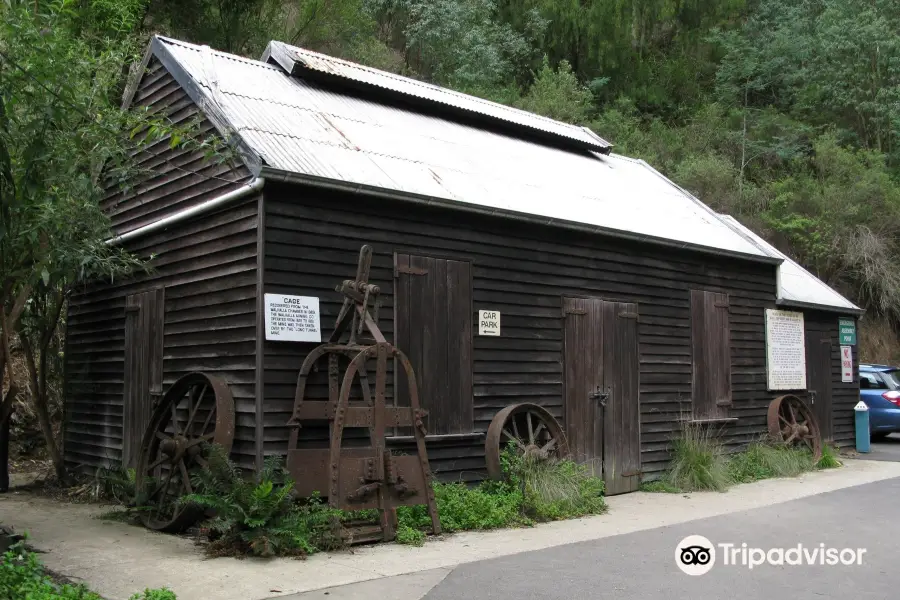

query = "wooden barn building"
[[64, 35, 863, 495]]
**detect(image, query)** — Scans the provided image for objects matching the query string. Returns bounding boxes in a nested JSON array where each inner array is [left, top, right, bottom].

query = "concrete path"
[[422, 476, 900, 600], [852, 432, 900, 462], [2, 459, 899, 600]]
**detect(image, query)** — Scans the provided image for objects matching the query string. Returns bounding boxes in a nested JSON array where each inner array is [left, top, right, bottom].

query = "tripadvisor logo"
[[675, 535, 866, 575]]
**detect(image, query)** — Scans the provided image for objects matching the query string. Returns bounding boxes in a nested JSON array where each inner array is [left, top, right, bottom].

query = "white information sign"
[[478, 310, 501, 336], [841, 345, 853, 383], [765, 309, 807, 390], [264, 294, 321, 342]]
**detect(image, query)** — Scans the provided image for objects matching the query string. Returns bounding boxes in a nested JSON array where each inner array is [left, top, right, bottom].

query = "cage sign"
[[765, 309, 806, 390], [264, 294, 321, 342], [841, 345, 853, 383], [479, 310, 500, 336], [838, 318, 856, 345]]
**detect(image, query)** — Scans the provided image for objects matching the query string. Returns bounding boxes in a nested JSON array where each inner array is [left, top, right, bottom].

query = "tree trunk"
[[22, 336, 65, 482], [0, 385, 16, 493]]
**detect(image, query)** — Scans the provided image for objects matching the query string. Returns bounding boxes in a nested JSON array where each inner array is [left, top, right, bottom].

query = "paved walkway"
[[2, 460, 900, 600]]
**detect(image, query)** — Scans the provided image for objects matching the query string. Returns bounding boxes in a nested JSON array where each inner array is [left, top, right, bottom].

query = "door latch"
[[808, 390, 817, 405], [589, 386, 610, 407]]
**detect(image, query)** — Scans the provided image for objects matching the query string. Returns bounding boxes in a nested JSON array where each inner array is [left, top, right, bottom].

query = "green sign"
[[839, 318, 856, 345]]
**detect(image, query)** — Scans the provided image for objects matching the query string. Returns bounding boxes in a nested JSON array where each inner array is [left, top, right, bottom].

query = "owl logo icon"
[[676, 535, 716, 575]]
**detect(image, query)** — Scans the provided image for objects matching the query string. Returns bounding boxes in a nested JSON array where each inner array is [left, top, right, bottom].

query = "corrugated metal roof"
[[154, 36, 772, 260], [260, 40, 611, 153], [719, 215, 863, 314]]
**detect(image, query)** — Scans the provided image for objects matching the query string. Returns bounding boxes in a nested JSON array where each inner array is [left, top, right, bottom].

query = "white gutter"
[[107, 177, 265, 245]]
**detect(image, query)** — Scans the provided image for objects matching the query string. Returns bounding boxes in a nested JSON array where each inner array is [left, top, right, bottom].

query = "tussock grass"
[[665, 421, 731, 492], [728, 440, 815, 483]]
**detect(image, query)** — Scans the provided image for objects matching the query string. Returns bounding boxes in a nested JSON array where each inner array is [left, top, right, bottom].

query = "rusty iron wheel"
[[136, 372, 235, 533], [485, 403, 568, 480], [766, 394, 822, 461]]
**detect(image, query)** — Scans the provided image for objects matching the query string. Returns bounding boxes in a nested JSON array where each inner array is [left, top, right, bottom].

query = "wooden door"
[[122, 288, 165, 467], [601, 301, 641, 495], [564, 297, 641, 495], [563, 297, 604, 465], [806, 332, 833, 441], [394, 254, 473, 435]]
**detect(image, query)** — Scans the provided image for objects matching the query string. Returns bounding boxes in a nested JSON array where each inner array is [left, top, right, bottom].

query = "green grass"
[[728, 441, 815, 483], [0, 540, 174, 599], [639, 480, 683, 493], [817, 444, 843, 469], [396, 448, 607, 540], [641, 428, 846, 494], [665, 422, 731, 492]]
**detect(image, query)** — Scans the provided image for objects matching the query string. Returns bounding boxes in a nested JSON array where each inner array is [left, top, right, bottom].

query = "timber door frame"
[[122, 287, 165, 467], [805, 332, 834, 442], [563, 296, 641, 495]]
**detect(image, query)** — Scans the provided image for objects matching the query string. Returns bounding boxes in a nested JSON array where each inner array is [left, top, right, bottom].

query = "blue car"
[[859, 364, 900, 440]]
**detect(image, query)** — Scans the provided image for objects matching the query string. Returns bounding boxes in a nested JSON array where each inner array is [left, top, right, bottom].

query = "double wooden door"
[[563, 297, 641, 495]]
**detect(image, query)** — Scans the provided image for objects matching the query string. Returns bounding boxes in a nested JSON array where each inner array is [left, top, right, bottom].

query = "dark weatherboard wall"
[[260, 182, 780, 480], [63, 58, 258, 471]]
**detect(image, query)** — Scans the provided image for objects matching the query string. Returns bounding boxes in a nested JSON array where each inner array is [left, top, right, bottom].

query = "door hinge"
[[622, 470, 641, 478], [565, 308, 587, 315], [395, 265, 428, 276], [618, 311, 639, 320], [714, 302, 729, 308]]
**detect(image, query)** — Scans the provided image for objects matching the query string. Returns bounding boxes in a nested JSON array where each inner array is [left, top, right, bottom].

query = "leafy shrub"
[[129, 589, 177, 600], [398, 480, 526, 533], [183, 446, 341, 557], [816, 444, 843, 469], [728, 441, 815, 483], [395, 524, 425, 546], [666, 422, 731, 492]]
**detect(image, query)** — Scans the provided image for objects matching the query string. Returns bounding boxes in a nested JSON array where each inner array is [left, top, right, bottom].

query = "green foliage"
[[639, 480, 682, 494], [0, 541, 176, 599], [516, 57, 594, 124], [398, 447, 606, 538], [727, 442, 815, 484], [666, 422, 731, 492], [502, 448, 606, 520], [394, 524, 425, 546], [128, 589, 178, 600], [398, 480, 527, 533], [817, 444, 843, 470], [183, 446, 341, 557]]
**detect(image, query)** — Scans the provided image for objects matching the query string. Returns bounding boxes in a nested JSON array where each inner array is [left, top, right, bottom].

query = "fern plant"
[[182, 445, 340, 557]]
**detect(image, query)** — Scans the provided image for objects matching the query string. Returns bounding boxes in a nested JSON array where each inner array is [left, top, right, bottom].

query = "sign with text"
[[478, 310, 500, 336], [839, 318, 857, 345], [841, 345, 853, 383], [765, 309, 807, 390], [264, 294, 321, 342]]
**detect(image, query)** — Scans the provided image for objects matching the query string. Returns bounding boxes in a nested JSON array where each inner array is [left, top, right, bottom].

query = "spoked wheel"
[[135, 372, 235, 532], [767, 394, 822, 460], [485, 403, 568, 480]]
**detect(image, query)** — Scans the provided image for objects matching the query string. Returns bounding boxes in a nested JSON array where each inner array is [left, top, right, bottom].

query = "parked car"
[[859, 363, 900, 440]]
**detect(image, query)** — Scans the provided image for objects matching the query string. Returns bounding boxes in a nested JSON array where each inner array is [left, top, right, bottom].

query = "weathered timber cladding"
[[101, 58, 245, 235], [690, 290, 732, 420], [64, 59, 256, 471], [802, 312, 858, 447], [121, 288, 164, 467], [395, 254, 474, 435], [261, 182, 779, 479]]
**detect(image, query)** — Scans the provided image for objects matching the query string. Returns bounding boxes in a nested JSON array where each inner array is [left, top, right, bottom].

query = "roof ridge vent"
[[260, 40, 612, 155]]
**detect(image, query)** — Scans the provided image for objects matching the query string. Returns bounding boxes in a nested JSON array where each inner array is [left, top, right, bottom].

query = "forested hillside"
[[139, 0, 900, 357]]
